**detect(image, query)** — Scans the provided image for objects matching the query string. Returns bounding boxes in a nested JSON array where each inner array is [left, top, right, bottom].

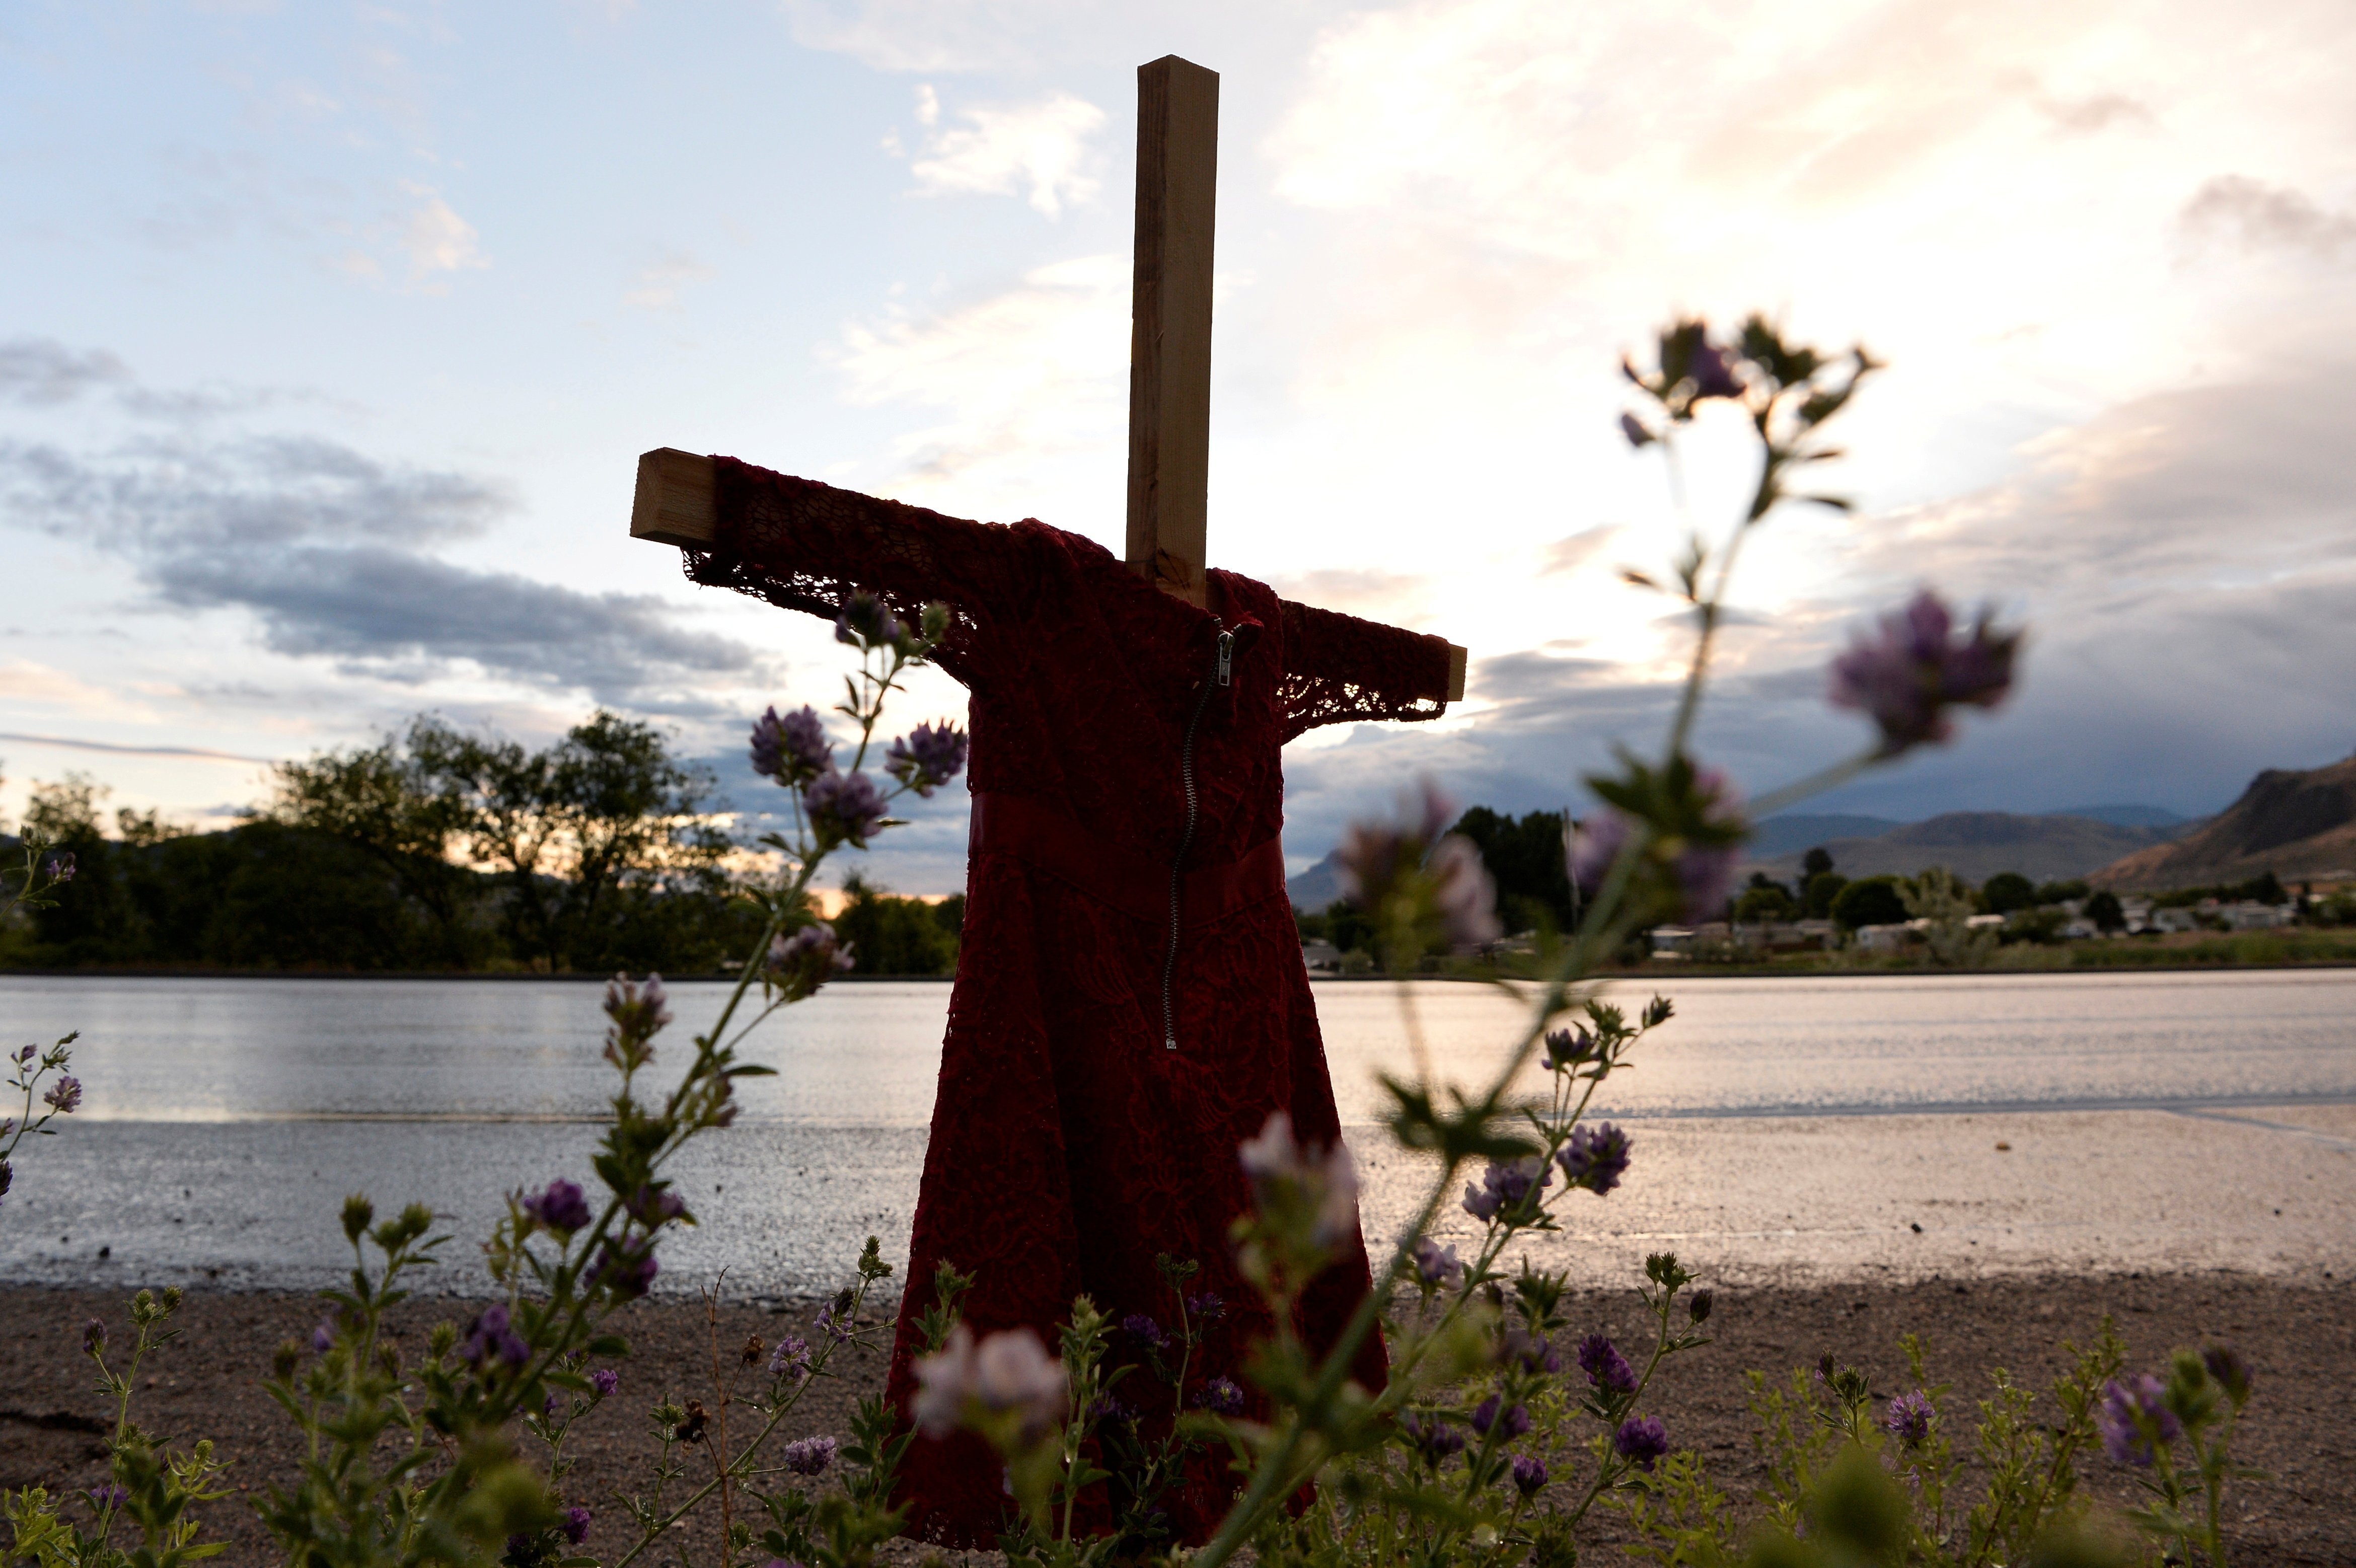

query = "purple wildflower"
[[1578, 1334, 1638, 1395], [1335, 779, 1459, 919], [86, 1483, 127, 1512], [803, 769, 888, 848], [1412, 1237, 1465, 1289], [1471, 1396, 1531, 1440], [591, 1367, 620, 1397], [884, 722, 969, 798], [1402, 1410, 1466, 1463], [1511, 1453, 1549, 1495], [1196, 1376, 1246, 1416], [2097, 1375, 2181, 1467], [1462, 1155, 1552, 1223], [15, 1043, 38, 1065], [834, 591, 903, 649], [1567, 811, 1631, 903], [1428, 834, 1504, 949], [1829, 589, 2020, 758], [82, 1318, 105, 1356], [560, 1506, 593, 1545], [524, 1178, 593, 1234], [782, 1434, 838, 1476], [1679, 770, 1746, 919], [1614, 1415, 1669, 1471], [750, 705, 834, 787], [910, 1323, 1067, 1443], [1500, 1328, 1559, 1375], [1559, 1123, 1633, 1197], [767, 922, 855, 997], [1238, 1111, 1361, 1250], [43, 1076, 81, 1114], [767, 1335, 812, 1380], [1543, 1025, 1596, 1070], [815, 1299, 854, 1343], [625, 1184, 688, 1227], [1186, 1290, 1226, 1322], [1122, 1313, 1166, 1350], [2202, 1344, 2253, 1403], [1618, 412, 1654, 449], [312, 1320, 335, 1354], [46, 853, 76, 883], [1882, 1389, 1933, 1449], [603, 974, 672, 1039], [461, 1304, 530, 1370], [1568, 774, 1746, 923], [1685, 336, 1744, 401], [595, 1239, 659, 1300]]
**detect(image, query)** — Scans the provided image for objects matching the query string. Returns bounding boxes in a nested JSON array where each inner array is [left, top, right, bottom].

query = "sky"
[[3, 0, 2353, 894]]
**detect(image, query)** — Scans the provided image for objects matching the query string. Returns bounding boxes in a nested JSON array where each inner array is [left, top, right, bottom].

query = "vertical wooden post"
[[1125, 55, 1219, 607]]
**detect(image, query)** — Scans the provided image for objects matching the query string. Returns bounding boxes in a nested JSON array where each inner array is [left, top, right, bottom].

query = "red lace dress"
[[688, 457, 1455, 1546]]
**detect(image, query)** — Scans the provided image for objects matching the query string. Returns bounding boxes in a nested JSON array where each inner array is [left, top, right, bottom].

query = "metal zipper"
[[1162, 624, 1233, 1050]]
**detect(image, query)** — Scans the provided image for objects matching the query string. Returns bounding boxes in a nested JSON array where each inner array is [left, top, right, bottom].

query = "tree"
[[1448, 806, 1574, 933], [1802, 846, 1834, 880], [1830, 875, 1907, 931], [410, 711, 732, 973], [1733, 873, 1796, 923], [1323, 897, 1375, 957], [833, 874, 958, 976], [1903, 865, 1993, 966], [1805, 870, 1848, 919], [272, 737, 481, 963], [2034, 878, 2089, 906], [1981, 871, 2036, 915], [2085, 889, 2126, 933]]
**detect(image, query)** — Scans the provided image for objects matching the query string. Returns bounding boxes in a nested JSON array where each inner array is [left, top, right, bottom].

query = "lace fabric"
[[689, 457, 1450, 1545]]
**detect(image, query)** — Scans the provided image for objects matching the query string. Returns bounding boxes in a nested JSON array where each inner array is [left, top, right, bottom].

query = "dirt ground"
[[2, 1272, 2349, 1565]]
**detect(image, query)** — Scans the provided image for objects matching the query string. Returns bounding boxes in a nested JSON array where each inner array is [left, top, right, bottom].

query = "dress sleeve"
[[683, 457, 1030, 684], [1277, 599, 1455, 742]]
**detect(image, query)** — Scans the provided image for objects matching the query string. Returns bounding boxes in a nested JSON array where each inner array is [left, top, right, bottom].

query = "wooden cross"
[[629, 55, 1467, 703]]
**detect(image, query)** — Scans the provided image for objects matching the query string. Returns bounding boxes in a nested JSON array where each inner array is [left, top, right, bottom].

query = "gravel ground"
[[3, 1272, 2349, 1565]]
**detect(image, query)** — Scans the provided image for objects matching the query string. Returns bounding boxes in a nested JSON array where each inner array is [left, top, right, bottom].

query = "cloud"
[[2034, 91, 2154, 133], [2179, 176, 2356, 259], [903, 88, 1107, 217], [827, 254, 1127, 513], [1270, 353, 2356, 857], [0, 428, 764, 706], [1539, 527, 1625, 579], [0, 727, 276, 766], [149, 545, 759, 700], [1269, 568, 1432, 627], [625, 250, 717, 311], [395, 181, 488, 283], [781, 0, 1074, 72], [3, 432, 508, 556], [0, 340, 131, 407]]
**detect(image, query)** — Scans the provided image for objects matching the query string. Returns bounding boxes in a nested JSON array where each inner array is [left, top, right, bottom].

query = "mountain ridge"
[[2088, 756, 2356, 890]]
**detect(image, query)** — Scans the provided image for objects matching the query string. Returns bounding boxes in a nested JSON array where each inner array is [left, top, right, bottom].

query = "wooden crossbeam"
[[625, 52, 1467, 706]]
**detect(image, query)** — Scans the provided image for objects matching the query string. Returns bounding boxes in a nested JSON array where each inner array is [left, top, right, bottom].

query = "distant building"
[[1300, 940, 1343, 972]]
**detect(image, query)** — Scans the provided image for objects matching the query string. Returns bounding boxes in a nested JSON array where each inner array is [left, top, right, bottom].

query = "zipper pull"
[[1215, 629, 1234, 688]]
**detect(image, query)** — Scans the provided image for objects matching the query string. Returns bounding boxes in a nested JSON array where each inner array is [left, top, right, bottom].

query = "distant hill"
[[2041, 803, 2191, 830], [1749, 811, 2184, 885], [2089, 757, 2356, 891], [1288, 849, 1346, 912], [1749, 813, 1904, 857]]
